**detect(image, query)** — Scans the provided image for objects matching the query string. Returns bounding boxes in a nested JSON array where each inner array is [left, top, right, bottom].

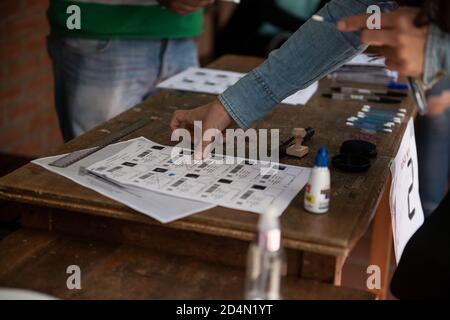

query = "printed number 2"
[[407, 158, 415, 220]]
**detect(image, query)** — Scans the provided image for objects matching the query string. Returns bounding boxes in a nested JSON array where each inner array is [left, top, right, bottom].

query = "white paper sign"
[[389, 118, 424, 262]]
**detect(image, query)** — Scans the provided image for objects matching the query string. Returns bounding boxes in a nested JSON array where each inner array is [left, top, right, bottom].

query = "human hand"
[[337, 7, 428, 77], [157, 0, 213, 15], [170, 99, 234, 158], [428, 91, 450, 115]]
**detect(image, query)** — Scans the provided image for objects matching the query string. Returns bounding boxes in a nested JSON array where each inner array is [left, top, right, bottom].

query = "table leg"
[[300, 252, 343, 284], [333, 255, 347, 286], [369, 179, 393, 300]]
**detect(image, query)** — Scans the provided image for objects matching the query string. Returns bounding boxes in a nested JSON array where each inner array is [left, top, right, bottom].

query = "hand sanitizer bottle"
[[245, 209, 284, 300], [304, 146, 331, 214]]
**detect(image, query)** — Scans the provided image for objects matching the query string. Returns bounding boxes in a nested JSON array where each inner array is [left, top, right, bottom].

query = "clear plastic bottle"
[[245, 210, 284, 300]]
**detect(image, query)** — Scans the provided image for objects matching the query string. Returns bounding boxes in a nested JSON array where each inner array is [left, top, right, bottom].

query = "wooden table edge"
[[0, 187, 350, 258]]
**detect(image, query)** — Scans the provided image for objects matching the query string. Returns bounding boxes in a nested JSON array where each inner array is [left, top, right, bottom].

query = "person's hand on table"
[[170, 99, 234, 158], [157, 0, 213, 15], [337, 7, 428, 77]]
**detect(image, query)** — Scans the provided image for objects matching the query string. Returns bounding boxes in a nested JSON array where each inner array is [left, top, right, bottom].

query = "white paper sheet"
[[157, 67, 318, 105], [32, 138, 215, 224], [389, 118, 424, 262], [87, 137, 311, 216], [346, 53, 387, 67]]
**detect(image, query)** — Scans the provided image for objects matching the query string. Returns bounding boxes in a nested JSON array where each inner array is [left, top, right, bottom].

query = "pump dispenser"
[[245, 209, 284, 300]]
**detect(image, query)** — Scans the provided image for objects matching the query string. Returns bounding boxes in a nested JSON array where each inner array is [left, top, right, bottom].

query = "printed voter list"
[[32, 138, 215, 223], [87, 137, 311, 216]]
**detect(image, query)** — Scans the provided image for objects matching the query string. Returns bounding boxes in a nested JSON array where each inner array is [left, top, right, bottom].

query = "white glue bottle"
[[304, 146, 330, 214]]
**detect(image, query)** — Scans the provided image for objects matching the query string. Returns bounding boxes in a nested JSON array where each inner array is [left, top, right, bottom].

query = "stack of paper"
[[158, 67, 318, 106], [328, 53, 398, 85], [86, 137, 311, 217], [33, 138, 215, 223], [34, 137, 311, 223]]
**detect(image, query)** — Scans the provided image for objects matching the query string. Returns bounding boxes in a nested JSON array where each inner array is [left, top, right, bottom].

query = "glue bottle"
[[245, 208, 284, 300], [304, 146, 330, 214]]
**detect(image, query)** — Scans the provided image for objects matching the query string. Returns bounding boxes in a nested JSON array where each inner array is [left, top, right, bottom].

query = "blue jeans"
[[48, 36, 199, 141], [416, 78, 450, 216]]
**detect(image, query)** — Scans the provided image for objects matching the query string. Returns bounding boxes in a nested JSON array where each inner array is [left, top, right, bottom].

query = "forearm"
[[219, 0, 378, 128], [423, 23, 450, 89]]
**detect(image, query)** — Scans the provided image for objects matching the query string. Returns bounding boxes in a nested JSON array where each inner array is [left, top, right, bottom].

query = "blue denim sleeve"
[[218, 0, 379, 129], [423, 23, 450, 89]]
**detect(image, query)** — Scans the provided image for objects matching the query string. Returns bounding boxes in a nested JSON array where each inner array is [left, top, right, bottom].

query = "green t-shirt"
[[48, 0, 204, 39]]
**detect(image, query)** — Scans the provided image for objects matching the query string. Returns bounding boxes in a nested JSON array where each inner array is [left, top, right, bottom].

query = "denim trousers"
[[47, 36, 199, 141], [416, 109, 450, 216], [416, 78, 450, 216]]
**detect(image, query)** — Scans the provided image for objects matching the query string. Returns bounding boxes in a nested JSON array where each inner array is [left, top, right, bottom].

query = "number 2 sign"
[[389, 118, 424, 263]]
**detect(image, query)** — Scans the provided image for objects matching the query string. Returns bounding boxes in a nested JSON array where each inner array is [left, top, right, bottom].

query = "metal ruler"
[[49, 117, 152, 168]]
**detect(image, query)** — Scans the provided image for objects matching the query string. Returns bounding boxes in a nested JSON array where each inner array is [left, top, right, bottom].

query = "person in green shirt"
[[47, 0, 211, 141]]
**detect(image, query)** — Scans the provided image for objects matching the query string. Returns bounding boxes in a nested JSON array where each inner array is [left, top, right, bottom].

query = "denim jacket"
[[424, 23, 450, 90], [218, 0, 450, 129]]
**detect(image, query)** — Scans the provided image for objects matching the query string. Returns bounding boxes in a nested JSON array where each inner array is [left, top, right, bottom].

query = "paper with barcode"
[[87, 137, 311, 216], [32, 138, 215, 224], [157, 67, 318, 105]]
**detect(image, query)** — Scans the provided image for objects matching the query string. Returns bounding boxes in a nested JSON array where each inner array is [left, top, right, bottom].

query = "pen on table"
[[361, 105, 406, 115], [387, 82, 409, 90], [323, 93, 401, 104], [357, 112, 402, 123], [347, 116, 394, 127], [218, 0, 240, 3], [331, 86, 408, 98], [359, 110, 404, 119], [356, 112, 402, 123], [348, 120, 394, 130], [346, 122, 393, 133]]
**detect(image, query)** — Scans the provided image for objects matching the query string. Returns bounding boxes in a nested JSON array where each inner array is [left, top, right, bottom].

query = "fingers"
[[337, 12, 406, 32], [384, 58, 403, 73], [194, 134, 214, 160], [171, 100, 234, 159], [371, 45, 398, 60], [170, 109, 193, 131], [193, 115, 223, 160], [366, 45, 410, 74], [360, 29, 399, 46], [337, 15, 367, 32]]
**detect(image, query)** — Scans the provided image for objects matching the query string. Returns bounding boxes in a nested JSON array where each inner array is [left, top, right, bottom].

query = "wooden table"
[[0, 228, 374, 300], [0, 55, 414, 299]]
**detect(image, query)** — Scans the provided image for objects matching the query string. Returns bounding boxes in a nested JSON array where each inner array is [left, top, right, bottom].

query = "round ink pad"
[[332, 154, 371, 173], [339, 140, 377, 159]]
